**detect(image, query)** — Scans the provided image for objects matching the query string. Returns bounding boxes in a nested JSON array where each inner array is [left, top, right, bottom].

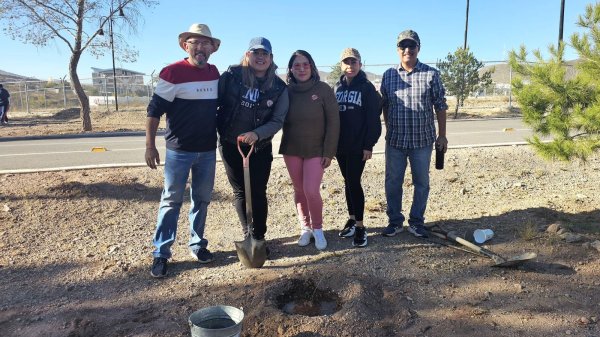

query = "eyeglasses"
[[186, 40, 212, 47], [342, 58, 358, 65], [398, 41, 418, 50], [292, 62, 311, 70]]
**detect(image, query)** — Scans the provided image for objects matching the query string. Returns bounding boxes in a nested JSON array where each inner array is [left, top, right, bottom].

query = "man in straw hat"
[[145, 23, 221, 278]]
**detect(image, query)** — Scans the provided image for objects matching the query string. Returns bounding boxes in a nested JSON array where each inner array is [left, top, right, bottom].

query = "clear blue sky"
[[0, 0, 593, 81]]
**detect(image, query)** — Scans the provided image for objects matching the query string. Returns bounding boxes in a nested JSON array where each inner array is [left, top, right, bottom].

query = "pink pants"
[[283, 155, 325, 229]]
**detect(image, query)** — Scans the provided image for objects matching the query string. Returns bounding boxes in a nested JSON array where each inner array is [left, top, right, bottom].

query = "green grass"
[[518, 222, 539, 241]]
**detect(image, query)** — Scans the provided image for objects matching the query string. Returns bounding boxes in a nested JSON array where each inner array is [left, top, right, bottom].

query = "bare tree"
[[0, 0, 157, 131]]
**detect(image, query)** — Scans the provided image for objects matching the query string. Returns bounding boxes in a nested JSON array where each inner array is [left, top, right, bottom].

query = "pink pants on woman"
[[283, 155, 325, 229]]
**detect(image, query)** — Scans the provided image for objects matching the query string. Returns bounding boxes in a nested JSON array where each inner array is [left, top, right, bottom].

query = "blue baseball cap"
[[248, 37, 272, 53]]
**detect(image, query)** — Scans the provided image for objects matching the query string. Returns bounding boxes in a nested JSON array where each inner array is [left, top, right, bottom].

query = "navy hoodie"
[[334, 70, 382, 155]]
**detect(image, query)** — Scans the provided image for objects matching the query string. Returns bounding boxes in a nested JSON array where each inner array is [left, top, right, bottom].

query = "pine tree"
[[509, 3, 600, 161], [327, 63, 343, 87], [437, 47, 493, 118]]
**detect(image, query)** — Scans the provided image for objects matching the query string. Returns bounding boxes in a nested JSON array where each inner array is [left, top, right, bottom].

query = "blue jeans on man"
[[385, 143, 433, 227], [152, 148, 216, 259]]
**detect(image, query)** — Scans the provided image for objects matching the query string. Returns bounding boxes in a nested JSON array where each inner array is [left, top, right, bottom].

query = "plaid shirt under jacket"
[[381, 61, 448, 149]]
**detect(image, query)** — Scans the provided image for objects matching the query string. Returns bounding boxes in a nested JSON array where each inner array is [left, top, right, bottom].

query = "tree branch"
[[15, 0, 75, 51], [29, 0, 78, 26]]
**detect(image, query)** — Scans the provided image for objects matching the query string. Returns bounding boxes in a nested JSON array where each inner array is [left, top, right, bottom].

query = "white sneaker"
[[313, 228, 327, 250], [298, 228, 313, 246]]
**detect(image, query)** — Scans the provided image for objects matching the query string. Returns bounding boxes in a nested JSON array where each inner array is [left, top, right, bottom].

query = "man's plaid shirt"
[[381, 61, 448, 149]]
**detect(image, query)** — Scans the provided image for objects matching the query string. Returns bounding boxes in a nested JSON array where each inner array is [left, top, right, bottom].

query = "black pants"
[[336, 152, 367, 221], [219, 141, 273, 240]]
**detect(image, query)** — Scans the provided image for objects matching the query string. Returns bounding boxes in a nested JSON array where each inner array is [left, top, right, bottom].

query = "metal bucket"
[[189, 305, 244, 337]]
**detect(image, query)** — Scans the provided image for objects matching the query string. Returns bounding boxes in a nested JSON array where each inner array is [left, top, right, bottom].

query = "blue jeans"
[[152, 148, 216, 259], [385, 143, 433, 226]]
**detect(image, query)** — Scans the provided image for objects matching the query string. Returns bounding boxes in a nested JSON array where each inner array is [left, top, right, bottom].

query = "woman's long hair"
[[286, 50, 319, 84], [240, 53, 278, 91]]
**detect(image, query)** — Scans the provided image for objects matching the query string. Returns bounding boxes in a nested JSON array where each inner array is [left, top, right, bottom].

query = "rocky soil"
[[0, 108, 599, 337]]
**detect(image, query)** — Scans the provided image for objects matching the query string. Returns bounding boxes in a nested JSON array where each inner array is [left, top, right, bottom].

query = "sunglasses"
[[398, 41, 418, 50], [342, 58, 359, 65]]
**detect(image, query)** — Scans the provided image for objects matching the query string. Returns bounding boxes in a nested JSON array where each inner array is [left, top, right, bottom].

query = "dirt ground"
[[1, 107, 599, 337]]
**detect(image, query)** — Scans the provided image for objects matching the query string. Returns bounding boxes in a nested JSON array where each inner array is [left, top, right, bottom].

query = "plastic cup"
[[473, 229, 494, 244]]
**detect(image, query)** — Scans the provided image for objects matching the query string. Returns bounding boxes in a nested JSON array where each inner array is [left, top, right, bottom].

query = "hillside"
[[277, 70, 382, 84], [480, 59, 580, 84], [0, 69, 37, 83]]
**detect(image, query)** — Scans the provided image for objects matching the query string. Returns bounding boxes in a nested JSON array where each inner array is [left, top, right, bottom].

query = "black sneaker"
[[408, 224, 428, 238], [190, 248, 214, 264], [339, 219, 356, 238], [352, 226, 368, 247], [382, 223, 404, 237], [150, 257, 167, 278]]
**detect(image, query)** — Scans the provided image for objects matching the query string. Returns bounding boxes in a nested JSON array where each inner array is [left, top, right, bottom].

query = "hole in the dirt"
[[275, 278, 342, 316]]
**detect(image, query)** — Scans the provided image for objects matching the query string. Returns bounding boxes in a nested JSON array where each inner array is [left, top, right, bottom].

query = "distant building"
[[91, 67, 145, 95], [371, 78, 381, 92]]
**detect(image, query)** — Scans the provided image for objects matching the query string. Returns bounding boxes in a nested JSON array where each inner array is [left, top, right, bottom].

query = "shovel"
[[428, 226, 536, 268], [234, 137, 267, 268]]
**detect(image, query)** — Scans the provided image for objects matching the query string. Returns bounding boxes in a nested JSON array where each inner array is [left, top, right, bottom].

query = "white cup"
[[473, 229, 494, 244]]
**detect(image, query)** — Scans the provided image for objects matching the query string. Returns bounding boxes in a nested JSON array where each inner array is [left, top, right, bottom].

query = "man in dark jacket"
[[334, 48, 382, 248], [0, 84, 10, 125]]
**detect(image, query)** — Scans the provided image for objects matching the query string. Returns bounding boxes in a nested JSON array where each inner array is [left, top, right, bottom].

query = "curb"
[[0, 130, 154, 143]]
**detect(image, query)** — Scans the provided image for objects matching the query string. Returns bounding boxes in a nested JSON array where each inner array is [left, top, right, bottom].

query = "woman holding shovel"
[[217, 37, 289, 256]]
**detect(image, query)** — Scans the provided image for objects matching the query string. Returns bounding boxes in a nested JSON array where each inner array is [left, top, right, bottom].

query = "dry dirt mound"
[[0, 146, 599, 336]]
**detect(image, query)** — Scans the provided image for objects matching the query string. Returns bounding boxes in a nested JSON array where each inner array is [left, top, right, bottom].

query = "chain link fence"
[[1, 74, 157, 114], [1, 60, 527, 115]]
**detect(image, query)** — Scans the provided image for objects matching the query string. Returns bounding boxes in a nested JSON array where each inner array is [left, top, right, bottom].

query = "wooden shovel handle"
[[237, 136, 255, 168], [430, 226, 506, 264]]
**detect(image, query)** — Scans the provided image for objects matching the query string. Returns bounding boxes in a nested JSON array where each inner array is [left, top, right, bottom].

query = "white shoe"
[[313, 228, 327, 250], [298, 228, 313, 246]]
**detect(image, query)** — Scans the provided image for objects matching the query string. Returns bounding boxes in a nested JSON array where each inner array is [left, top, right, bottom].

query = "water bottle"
[[435, 143, 444, 170]]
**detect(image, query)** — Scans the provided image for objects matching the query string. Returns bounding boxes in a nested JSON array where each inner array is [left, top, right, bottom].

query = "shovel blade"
[[492, 252, 537, 268], [235, 235, 267, 268]]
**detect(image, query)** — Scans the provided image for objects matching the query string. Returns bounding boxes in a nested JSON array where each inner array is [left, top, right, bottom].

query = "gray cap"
[[248, 37, 272, 53], [397, 30, 420, 47]]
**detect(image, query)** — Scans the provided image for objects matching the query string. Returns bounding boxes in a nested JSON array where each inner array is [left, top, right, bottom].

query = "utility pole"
[[559, 0, 565, 45], [61, 75, 67, 108], [464, 0, 470, 49], [98, 4, 125, 111], [109, 16, 118, 111]]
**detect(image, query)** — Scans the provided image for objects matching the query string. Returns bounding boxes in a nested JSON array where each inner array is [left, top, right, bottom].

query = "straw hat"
[[178, 23, 221, 52]]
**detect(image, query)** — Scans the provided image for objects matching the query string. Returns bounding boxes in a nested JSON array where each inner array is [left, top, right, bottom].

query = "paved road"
[[0, 118, 534, 173]]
